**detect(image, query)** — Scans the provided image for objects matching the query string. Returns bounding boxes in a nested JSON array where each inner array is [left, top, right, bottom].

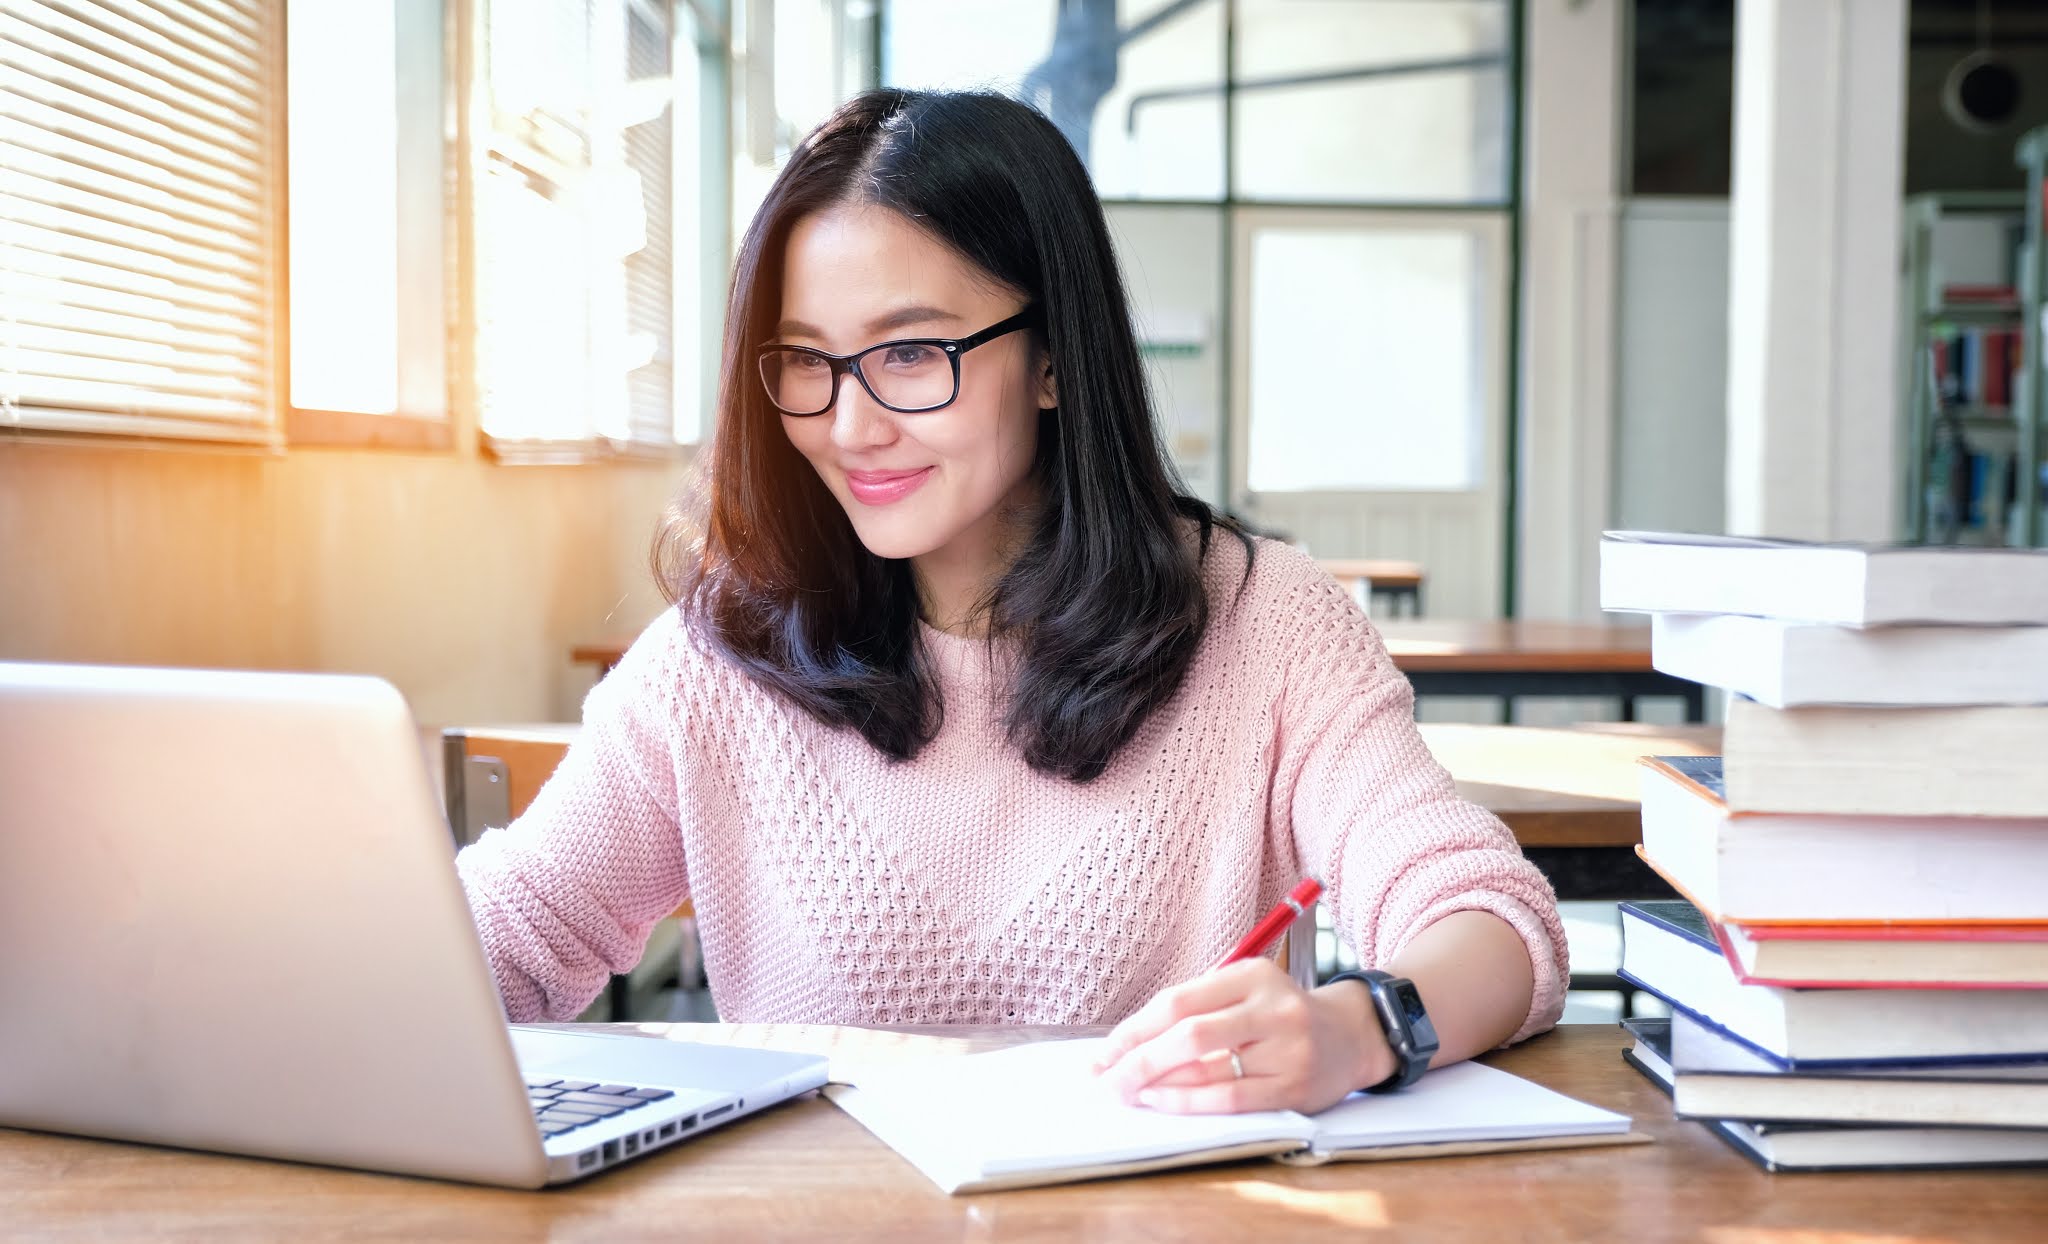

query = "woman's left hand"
[[1091, 959, 1393, 1114]]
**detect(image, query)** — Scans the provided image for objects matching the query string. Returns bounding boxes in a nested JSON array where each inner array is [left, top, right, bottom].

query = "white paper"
[[832, 1038, 1631, 1189], [835, 1038, 1315, 1185], [1307, 1060, 1632, 1152]]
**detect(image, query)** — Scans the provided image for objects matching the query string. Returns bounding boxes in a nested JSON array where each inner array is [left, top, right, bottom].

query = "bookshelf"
[[2014, 126, 2048, 547], [1899, 192, 2028, 545]]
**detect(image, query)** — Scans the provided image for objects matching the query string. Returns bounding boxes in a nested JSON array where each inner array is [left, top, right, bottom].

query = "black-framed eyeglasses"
[[755, 308, 1038, 417]]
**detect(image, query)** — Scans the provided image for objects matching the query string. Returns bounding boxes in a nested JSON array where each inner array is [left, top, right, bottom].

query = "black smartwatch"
[[1326, 968, 1439, 1092]]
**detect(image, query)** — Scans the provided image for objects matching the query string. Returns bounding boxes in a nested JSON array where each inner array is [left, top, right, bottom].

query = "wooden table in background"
[[4, 1024, 2039, 1242], [1378, 618, 1706, 723], [577, 619, 1701, 722], [1317, 557, 1425, 617], [1419, 721, 1718, 903]]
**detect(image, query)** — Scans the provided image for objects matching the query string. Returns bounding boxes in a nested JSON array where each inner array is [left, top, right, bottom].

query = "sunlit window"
[[286, 0, 401, 417], [474, 0, 692, 456]]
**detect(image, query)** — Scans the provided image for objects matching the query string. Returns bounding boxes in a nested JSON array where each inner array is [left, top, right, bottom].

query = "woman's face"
[[773, 204, 1053, 564]]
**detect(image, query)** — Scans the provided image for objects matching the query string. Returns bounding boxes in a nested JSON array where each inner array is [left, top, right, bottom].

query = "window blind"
[[2, 0, 281, 443]]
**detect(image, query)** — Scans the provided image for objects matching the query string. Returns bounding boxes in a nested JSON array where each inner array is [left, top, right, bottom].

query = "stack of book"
[[1598, 531, 2048, 1172]]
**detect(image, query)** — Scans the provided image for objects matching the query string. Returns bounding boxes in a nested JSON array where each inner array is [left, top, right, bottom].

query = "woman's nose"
[[829, 368, 898, 451]]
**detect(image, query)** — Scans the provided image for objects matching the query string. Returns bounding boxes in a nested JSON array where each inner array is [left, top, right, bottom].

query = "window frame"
[[280, 0, 454, 451]]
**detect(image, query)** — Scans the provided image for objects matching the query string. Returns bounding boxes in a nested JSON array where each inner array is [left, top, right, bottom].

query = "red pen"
[[1211, 878, 1323, 971]]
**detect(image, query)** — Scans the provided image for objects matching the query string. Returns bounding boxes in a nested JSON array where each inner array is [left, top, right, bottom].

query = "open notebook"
[[827, 1037, 1640, 1193]]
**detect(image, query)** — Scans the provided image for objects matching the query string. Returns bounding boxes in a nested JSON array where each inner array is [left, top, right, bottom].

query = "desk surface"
[[3, 1023, 2039, 1242], [1376, 619, 1655, 673], [1420, 722, 1719, 848]]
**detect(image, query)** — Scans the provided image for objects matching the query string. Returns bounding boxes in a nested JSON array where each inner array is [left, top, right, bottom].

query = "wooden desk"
[[576, 619, 1703, 722], [1379, 619, 1707, 723], [4, 1024, 2040, 1242], [1420, 722, 1719, 851], [1421, 721, 1717, 907], [1317, 557, 1425, 617]]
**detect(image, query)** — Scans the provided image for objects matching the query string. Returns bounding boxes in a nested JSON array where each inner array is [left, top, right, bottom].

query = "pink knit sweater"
[[456, 535, 1568, 1040]]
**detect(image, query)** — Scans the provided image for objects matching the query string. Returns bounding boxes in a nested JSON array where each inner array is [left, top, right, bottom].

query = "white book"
[[1670, 1012, 2048, 1129], [1619, 903, 2048, 1064], [1721, 698, 2048, 817], [1638, 756, 2048, 923], [1599, 531, 2048, 626], [1651, 613, 2048, 708], [826, 1038, 1635, 1193]]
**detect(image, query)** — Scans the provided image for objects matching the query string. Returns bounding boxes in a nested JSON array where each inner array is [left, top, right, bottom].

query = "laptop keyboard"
[[525, 1077, 675, 1138]]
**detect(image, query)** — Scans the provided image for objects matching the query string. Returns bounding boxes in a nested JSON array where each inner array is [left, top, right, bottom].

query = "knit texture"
[[456, 534, 1568, 1040]]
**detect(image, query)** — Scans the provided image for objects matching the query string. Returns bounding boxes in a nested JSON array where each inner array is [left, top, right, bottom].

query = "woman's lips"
[[845, 466, 934, 506]]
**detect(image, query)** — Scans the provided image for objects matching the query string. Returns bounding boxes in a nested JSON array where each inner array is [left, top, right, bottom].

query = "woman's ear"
[[1036, 352, 1058, 411]]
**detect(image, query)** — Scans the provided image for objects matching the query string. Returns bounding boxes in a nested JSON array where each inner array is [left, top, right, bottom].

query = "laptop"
[[0, 661, 827, 1188]]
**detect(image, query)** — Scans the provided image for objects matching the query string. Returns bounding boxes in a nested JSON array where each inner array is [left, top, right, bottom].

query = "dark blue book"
[[1618, 900, 2048, 1067], [1670, 1010, 2048, 1128], [1705, 1117, 2048, 1173], [1619, 1018, 1672, 1097], [1653, 754, 1722, 800]]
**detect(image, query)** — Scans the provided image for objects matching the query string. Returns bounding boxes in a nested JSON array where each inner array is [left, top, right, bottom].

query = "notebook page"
[[1307, 1060, 1630, 1152], [833, 1037, 1317, 1186]]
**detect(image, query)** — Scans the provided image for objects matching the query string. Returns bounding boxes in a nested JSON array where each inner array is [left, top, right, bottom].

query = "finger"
[[1136, 1076, 1290, 1116], [1099, 1005, 1267, 1100], [1146, 1050, 1237, 1089], [1094, 961, 1272, 1073]]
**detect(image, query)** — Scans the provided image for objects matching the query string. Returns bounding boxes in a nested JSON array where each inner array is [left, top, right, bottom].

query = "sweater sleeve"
[[1269, 563, 1568, 1044], [454, 612, 691, 1022]]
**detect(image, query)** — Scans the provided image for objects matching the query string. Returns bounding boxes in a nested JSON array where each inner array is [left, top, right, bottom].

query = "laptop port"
[[602, 1140, 619, 1163], [657, 1123, 677, 1140], [676, 1113, 697, 1131], [703, 1103, 734, 1121], [578, 1152, 598, 1171], [623, 1135, 639, 1157]]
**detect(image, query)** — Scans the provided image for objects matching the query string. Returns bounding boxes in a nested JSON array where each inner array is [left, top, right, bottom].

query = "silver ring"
[[1228, 1049, 1245, 1080]]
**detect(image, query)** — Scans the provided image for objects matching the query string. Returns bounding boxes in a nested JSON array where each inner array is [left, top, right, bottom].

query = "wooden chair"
[[441, 725, 700, 1020]]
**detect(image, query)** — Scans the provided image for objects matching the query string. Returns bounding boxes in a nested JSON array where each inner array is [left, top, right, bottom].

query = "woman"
[[456, 88, 1566, 1116]]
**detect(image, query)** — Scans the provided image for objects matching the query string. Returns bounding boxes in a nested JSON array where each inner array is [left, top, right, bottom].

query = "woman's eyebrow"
[[773, 305, 962, 341], [865, 305, 962, 335]]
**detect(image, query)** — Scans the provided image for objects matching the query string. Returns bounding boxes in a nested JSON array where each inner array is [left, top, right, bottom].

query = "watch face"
[[1389, 979, 1439, 1053], [1393, 981, 1428, 1027]]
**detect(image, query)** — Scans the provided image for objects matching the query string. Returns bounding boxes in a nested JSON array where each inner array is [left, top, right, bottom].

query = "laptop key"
[[539, 1109, 605, 1126], [624, 1088, 674, 1101], [539, 1120, 581, 1136], [589, 1084, 640, 1096], [554, 1092, 635, 1114], [528, 1086, 564, 1099], [524, 1078, 562, 1089], [552, 1080, 597, 1092]]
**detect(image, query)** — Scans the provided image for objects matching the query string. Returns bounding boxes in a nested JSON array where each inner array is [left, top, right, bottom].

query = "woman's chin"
[[842, 511, 948, 562]]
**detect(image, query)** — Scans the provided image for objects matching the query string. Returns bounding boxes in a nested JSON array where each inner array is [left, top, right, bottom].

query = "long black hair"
[[655, 88, 1248, 782]]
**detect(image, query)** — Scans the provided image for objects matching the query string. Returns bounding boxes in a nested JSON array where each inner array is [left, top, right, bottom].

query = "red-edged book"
[[1634, 840, 2048, 989], [1718, 919, 2048, 990]]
